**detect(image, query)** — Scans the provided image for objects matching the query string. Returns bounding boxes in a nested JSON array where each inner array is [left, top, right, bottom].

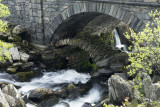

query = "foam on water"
[[0, 69, 102, 107], [54, 85, 102, 107], [0, 69, 90, 94]]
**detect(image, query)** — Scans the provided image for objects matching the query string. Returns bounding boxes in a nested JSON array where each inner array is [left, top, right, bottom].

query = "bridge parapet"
[[83, 0, 160, 4]]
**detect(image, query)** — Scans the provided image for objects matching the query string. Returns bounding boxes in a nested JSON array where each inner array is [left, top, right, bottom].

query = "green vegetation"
[[125, 10, 160, 104], [126, 10, 160, 75], [0, 0, 13, 61], [100, 32, 114, 46]]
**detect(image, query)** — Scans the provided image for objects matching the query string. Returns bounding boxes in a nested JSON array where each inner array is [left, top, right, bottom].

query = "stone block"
[[112, 6, 119, 17], [104, 4, 111, 15], [109, 5, 114, 16]]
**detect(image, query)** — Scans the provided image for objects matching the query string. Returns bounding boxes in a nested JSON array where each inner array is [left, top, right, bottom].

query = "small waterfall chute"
[[114, 29, 129, 53]]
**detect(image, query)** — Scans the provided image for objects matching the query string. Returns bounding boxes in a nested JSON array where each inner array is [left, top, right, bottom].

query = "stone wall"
[[2, 0, 160, 45]]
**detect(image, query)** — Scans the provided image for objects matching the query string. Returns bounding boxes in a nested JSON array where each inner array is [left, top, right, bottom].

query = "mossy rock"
[[8, 35, 21, 42], [6, 67, 18, 74], [16, 71, 36, 82]]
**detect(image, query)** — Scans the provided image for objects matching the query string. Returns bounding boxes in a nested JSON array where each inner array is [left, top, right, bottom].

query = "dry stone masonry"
[[2, 0, 160, 44]]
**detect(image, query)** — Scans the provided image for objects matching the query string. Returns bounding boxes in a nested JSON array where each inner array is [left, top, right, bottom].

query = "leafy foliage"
[[124, 10, 160, 103], [0, 0, 13, 61], [0, 0, 10, 32], [126, 10, 160, 76]]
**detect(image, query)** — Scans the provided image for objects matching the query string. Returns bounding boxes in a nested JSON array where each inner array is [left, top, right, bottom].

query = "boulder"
[[9, 47, 20, 61], [28, 88, 54, 102], [6, 67, 17, 74], [2, 84, 26, 107], [82, 102, 93, 107], [96, 57, 112, 68], [38, 98, 59, 107], [142, 74, 152, 99], [108, 75, 134, 103], [12, 62, 23, 67], [114, 73, 128, 80], [21, 62, 34, 70], [12, 25, 25, 35], [4, 94, 16, 107], [68, 83, 80, 100], [31, 43, 47, 51], [150, 83, 160, 101], [0, 89, 10, 107], [8, 35, 21, 42], [19, 52, 29, 62], [16, 71, 36, 82], [110, 63, 124, 72]]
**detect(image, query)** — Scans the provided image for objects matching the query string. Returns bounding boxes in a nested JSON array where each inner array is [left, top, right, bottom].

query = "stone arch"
[[55, 38, 118, 62], [50, 1, 146, 43]]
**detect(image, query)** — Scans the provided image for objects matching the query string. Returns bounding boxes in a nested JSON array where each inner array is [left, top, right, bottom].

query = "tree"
[[126, 10, 160, 76], [0, 0, 13, 61], [125, 10, 160, 103]]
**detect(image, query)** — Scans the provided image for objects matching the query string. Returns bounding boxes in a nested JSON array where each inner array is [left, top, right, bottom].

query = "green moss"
[[78, 60, 98, 72], [16, 71, 35, 82], [68, 83, 75, 89]]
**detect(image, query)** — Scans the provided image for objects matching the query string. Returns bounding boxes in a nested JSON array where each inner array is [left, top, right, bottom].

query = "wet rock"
[[82, 102, 93, 107], [8, 35, 21, 42], [9, 47, 20, 61], [96, 58, 111, 68], [16, 71, 36, 82], [19, 52, 29, 62], [40, 62, 46, 69], [152, 75, 160, 83], [142, 74, 152, 98], [150, 83, 160, 101], [21, 62, 34, 70], [12, 25, 25, 35], [6, 67, 17, 74], [28, 53, 38, 61], [38, 98, 59, 107], [4, 94, 16, 107], [98, 69, 113, 75], [2, 84, 26, 107], [68, 83, 80, 100], [31, 43, 47, 51], [108, 75, 134, 103], [28, 88, 54, 102], [12, 62, 23, 67], [114, 73, 128, 80], [0, 89, 10, 107], [110, 63, 124, 72]]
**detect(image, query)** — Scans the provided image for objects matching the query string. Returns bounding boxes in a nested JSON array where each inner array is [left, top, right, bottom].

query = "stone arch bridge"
[[3, 0, 160, 45]]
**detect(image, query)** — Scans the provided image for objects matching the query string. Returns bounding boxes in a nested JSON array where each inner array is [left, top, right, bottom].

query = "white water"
[[0, 70, 91, 94], [114, 29, 129, 53], [54, 85, 102, 107], [0, 69, 103, 107]]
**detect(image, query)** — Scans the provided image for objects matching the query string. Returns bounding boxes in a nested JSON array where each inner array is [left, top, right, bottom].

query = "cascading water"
[[54, 85, 103, 107], [0, 69, 102, 107], [114, 29, 129, 53]]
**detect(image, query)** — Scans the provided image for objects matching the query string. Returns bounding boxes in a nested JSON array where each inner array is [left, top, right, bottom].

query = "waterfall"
[[114, 29, 129, 53]]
